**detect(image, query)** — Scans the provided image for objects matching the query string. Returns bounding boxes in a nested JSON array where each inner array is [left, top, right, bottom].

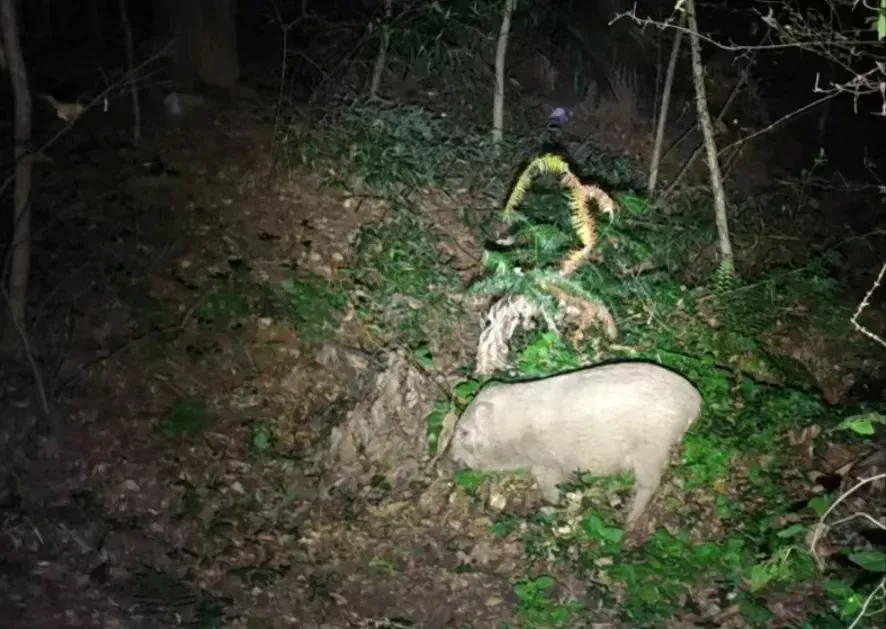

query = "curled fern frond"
[[501, 153, 617, 277]]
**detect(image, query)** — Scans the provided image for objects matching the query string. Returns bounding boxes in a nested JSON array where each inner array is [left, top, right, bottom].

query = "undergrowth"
[[281, 97, 883, 627], [347, 210, 463, 352]]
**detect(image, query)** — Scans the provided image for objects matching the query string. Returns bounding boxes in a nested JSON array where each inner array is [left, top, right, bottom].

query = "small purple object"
[[548, 107, 571, 124]]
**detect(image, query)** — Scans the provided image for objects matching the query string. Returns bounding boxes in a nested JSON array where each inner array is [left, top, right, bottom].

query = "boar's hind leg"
[[625, 451, 668, 525]]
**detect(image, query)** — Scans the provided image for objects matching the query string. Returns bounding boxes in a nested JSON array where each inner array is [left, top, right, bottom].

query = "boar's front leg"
[[532, 466, 568, 503], [625, 450, 669, 525]]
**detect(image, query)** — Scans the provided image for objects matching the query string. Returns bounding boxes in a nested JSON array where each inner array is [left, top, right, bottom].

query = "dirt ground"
[[0, 91, 541, 628], [4, 74, 883, 628]]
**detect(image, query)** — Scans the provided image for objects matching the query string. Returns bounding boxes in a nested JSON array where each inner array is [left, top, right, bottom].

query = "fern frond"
[[503, 169, 534, 223], [713, 255, 739, 293], [567, 186, 594, 247], [538, 271, 598, 302], [482, 250, 517, 272], [500, 153, 618, 280], [535, 153, 570, 177], [522, 225, 573, 255], [560, 245, 594, 276], [502, 154, 570, 221]]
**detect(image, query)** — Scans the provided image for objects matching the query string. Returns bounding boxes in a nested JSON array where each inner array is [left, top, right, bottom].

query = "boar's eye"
[[454, 423, 473, 446]]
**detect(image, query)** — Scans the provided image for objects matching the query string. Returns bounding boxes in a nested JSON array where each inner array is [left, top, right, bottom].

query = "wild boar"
[[448, 361, 702, 526]]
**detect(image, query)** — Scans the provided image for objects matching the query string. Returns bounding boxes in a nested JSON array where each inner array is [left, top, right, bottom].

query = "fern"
[[501, 153, 617, 276], [710, 256, 775, 335], [713, 255, 739, 294], [470, 262, 566, 323]]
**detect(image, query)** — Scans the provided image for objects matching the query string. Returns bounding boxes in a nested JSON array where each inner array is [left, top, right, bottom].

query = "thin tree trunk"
[[648, 14, 684, 195], [492, 0, 517, 153], [1, 0, 34, 341], [369, 0, 392, 99], [119, 0, 141, 147], [684, 0, 733, 262], [159, 0, 239, 92]]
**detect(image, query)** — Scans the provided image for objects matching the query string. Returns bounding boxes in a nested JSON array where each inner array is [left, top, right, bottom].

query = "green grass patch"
[[423, 152, 884, 626], [262, 274, 348, 346], [160, 396, 211, 440], [348, 211, 463, 352]]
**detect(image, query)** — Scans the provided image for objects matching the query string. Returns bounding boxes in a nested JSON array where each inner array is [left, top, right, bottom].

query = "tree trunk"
[[369, 0, 393, 99], [684, 0, 733, 262], [0, 0, 33, 343], [155, 0, 240, 92], [492, 0, 518, 153], [119, 0, 141, 146], [647, 14, 684, 195]]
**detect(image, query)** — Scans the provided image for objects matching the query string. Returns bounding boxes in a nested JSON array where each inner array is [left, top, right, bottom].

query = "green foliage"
[[469, 252, 599, 325], [426, 379, 481, 455], [161, 397, 211, 440], [290, 97, 520, 195], [510, 575, 585, 628], [447, 159, 884, 626], [514, 330, 581, 377], [453, 469, 486, 497], [707, 261, 845, 337], [505, 494, 860, 626], [192, 263, 347, 346], [264, 275, 348, 346], [713, 254, 739, 293], [284, 52, 881, 627], [485, 339, 883, 626], [125, 568, 230, 628], [569, 143, 644, 189], [374, 0, 501, 90], [838, 411, 886, 436], [198, 285, 251, 331], [246, 419, 277, 456], [194, 263, 255, 331], [348, 212, 463, 350]]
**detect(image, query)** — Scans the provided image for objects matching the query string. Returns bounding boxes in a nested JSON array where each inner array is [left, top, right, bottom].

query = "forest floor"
[[1, 79, 883, 629], [0, 88, 546, 629]]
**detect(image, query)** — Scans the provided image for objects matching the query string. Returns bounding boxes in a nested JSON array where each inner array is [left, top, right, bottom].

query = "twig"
[[0, 281, 50, 420], [851, 262, 886, 347], [0, 41, 173, 198], [264, 1, 308, 158], [810, 472, 886, 569], [716, 92, 838, 158], [846, 577, 885, 629], [663, 61, 750, 197], [611, 8, 873, 53], [55, 291, 210, 397]]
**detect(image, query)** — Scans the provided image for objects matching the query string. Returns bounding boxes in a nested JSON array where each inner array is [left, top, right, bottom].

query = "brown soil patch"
[[0, 94, 513, 628]]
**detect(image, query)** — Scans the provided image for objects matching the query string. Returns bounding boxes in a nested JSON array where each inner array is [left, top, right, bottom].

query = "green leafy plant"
[[290, 97, 517, 194], [511, 575, 585, 628], [426, 379, 481, 455], [264, 274, 348, 345], [126, 568, 230, 628], [246, 419, 277, 456], [348, 212, 462, 350], [161, 397, 211, 440]]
